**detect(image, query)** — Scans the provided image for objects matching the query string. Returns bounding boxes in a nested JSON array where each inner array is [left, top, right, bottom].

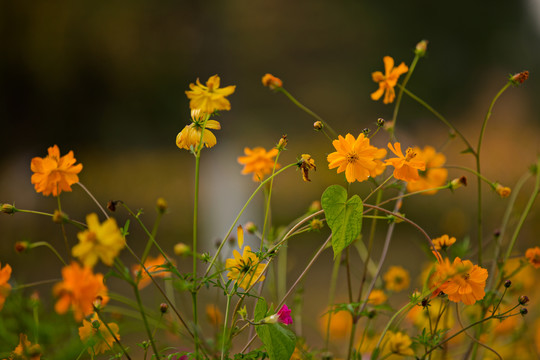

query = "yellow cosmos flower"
[[383, 266, 410, 292], [53, 262, 109, 322], [225, 245, 266, 290], [132, 254, 173, 289], [439, 257, 488, 305], [30, 145, 83, 196], [371, 56, 409, 104], [176, 110, 221, 151], [385, 142, 425, 182], [79, 312, 120, 355], [406, 146, 448, 195], [524, 246, 540, 269], [10, 334, 42, 360], [431, 234, 456, 251], [327, 133, 387, 183], [72, 213, 125, 268], [386, 331, 414, 356], [0, 262, 12, 311], [237, 146, 280, 182], [185, 74, 236, 113]]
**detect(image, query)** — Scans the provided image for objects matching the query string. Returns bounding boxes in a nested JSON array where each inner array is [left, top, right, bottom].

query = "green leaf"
[[255, 298, 296, 360], [321, 185, 363, 258]]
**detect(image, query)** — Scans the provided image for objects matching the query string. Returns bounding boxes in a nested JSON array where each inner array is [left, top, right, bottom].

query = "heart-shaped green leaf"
[[255, 298, 296, 360], [321, 185, 363, 258]]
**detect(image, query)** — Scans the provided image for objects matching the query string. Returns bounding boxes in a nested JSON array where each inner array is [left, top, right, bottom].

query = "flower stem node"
[[156, 197, 168, 214], [53, 209, 68, 224], [518, 295, 529, 305], [313, 121, 324, 131], [1, 203, 16, 214], [262, 73, 283, 90], [276, 135, 288, 151], [415, 40, 429, 57], [510, 71, 529, 85]]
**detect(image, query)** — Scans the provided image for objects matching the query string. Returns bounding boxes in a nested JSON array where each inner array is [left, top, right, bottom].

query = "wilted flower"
[[298, 154, 316, 182]]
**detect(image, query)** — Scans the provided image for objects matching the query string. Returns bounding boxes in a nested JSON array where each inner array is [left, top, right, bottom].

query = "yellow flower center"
[[346, 152, 359, 164], [405, 148, 416, 161], [87, 231, 98, 243]]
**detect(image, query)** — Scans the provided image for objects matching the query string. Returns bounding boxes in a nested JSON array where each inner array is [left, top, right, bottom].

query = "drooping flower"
[[327, 133, 387, 183], [495, 184, 511, 198], [298, 154, 316, 182], [385, 142, 426, 182], [431, 234, 456, 251], [53, 262, 109, 321], [406, 146, 448, 195], [277, 304, 293, 325], [10, 334, 42, 360], [72, 213, 125, 268], [368, 289, 387, 305], [206, 304, 223, 325], [383, 266, 410, 292], [386, 331, 415, 356], [30, 145, 83, 196], [176, 109, 221, 151], [132, 254, 173, 289], [262, 73, 283, 90], [0, 262, 12, 311], [225, 245, 266, 290], [371, 56, 409, 104], [185, 74, 236, 114], [237, 146, 280, 182], [525, 247, 540, 268], [439, 257, 488, 305], [79, 312, 120, 355]]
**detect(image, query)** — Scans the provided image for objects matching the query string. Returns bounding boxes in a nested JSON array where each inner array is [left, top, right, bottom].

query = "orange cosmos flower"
[[30, 145, 83, 196], [525, 247, 540, 268], [368, 289, 387, 305], [327, 133, 387, 183], [206, 304, 223, 325], [0, 262, 11, 311], [262, 73, 283, 90], [132, 254, 173, 289], [225, 245, 266, 290], [439, 257, 488, 305], [79, 312, 120, 355], [176, 109, 221, 151], [406, 146, 448, 194], [371, 56, 409, 104], [72, 213, 125, 268], [10, 334, 42, 360], [237, 146, 280, 182], [318, 307, 352, 340], [431, 234, 456, 251], [385, 142, 425, 182], [383, 266, 410, 292], [185, 74, 236, 114], [53, 262, 109, 322], [495, 184, 511, 198]]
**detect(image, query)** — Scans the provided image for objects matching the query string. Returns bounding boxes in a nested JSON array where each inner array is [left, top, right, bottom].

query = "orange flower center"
[[346, 152, 359, 164], [87, 231, 98, 243], [405, 148, 416, 161]]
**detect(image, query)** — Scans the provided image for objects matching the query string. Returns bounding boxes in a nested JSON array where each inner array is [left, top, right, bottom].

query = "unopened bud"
[[156, 197, 168, 214], [313, 121, 323, 131], [520, 308, 528, 316], [415, 40, 429, 57], [92, 320, 101, 329], [367, 310, 377, 319], [262, 314, 279, 324], [1, 203, 16, 214], [376, 118, 385, 127], [15, 241, 29, 253], [160, 303, 168, 314], [174, 242, 190, 256], [276, 135, 288, 151], [510, 71, 529, 85], [107, 200, 118, 212], [30, 291, 40, 304], [518, 295, 529, 305], [93, 295, 103, 310], [504, 280, 512, 288], [245, 222, 257, 234], [495, 184, 511, 198], [308, 200, 321, 212], [262, 73, 283, 90], [450, 176, 467, 190], [310, 219, 324, 231], [52, 210, 67, 224], [362, 128, 371, 136]]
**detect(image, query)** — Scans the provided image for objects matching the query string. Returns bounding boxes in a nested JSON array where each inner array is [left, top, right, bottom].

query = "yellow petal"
[[237, 225, 244, 249]]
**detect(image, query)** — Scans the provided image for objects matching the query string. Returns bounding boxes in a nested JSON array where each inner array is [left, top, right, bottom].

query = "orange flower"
[[525, 247, 540, 268], [0, 262, 12, 311], [318, 307, 352, 340], [495, 184, 511, 198], [327, 133, 387, 183], [53, 262, 109, 321], [406, 146, 448, 195], [262, 73, 283, 89], [11, 334, 42, 360], [385, 142, 425, 182], [79, 312, 120, 355], [132, 254, 173, 289], [30, 145, 83, 196], [368, 289, 387, 305], [206, 304, 223, 325], [431, 234, 456, 251], [371, 56, 409, 104], [439, 257, 488, 305], [185, 74, 236, 113], [237, 147, 280, 182]]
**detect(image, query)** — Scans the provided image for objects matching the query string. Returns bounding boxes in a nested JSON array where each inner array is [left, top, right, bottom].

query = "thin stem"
[[94, 309, 132, 360], [56, 195, 69, 254], [132, 284, 160, 359], [12, 278, 61, 290], [13, 208, 86, 229], [261, 150, 282, 250], [76, 182, 109, 219], [192, 152, 201, 356], [30, 241, 67, 266], [324, 251, 342, 351], [220, 294, 232, 360]]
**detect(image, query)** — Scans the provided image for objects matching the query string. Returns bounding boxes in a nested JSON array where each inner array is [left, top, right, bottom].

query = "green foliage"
[[254, 298, 295, 360], [321, 185, 363, 258]]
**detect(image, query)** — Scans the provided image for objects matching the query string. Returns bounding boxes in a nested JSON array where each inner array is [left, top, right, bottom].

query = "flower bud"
[[504, 280, 512, 288], [93, 295, 103, 310], [362, 128, 371, 136], [160, 303, 168, 314], [510, 71, 529, 85], [310, 219, 324, 231], [156, 197, 168, 214], [308, 200, 321, 212], [52, 209, 67, 224], [262, 314, 279, 324], [15, 241, 29, 253], [518, 295, 529, 305], [1, 203, 16, 214], [174, 242, 190, 256], [107, 200, 118, 212], [495, 184, 511, 198], [262, 73, 283, 90], [415, 40, 429, 57], [449, 176, 467, 190], [313, 121, 323, 131], [276, 135, 288, 151], [520, 308, 528, 316], [244, 221, 257, 234], [376, 118, 385, 127]]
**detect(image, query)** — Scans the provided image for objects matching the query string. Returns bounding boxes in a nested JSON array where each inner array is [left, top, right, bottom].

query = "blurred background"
[[1, 0, 540, 356]]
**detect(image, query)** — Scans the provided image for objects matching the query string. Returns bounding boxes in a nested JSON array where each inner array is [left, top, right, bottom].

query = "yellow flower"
[[53, 262, 109, 322], [525, 246, 540, 269], [237, 146, 280, 182], [371, 56, 409, 104], [176, 110, 221, 151], [72, 213, 125, 268], [225, 246, 266, 290], [10, 334, 42, 360], [132, 254, 173, 289], [368, 289, 387, 305], [383, 266, 410, 292], [387, 331, 414, 356], [0, 262, 12, 311], [79, 312, 120, 355], [206, 304, 223, 325], [327, 133, 387, 183], [30, 145, 83, 196], [431, 234, 456, 251], [406, 146, 448, 195], [385, 142, 426, 182], [439, 257, 488, 305], [262, 73, 283, 90], [495, 184, 511, 198], [185, 74, 236, 113], [299, 154, 316, 182]]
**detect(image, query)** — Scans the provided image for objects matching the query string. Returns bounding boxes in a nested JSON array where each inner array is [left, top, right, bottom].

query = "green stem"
[[133, 284, 160, 359], [192, 152, 201, 356], [56, 195, 69, 254], [141, 210, 164, 265], [220, 294, 233, 360], [261, 149, 282, 249], [94, 309, 132, 360], [324, 252, 342, 351], [30, 241, 67, 266], [12, 208, 86, 229]]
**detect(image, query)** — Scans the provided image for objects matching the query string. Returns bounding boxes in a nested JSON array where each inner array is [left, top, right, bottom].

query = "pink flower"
[[277, 304, 293, 325]]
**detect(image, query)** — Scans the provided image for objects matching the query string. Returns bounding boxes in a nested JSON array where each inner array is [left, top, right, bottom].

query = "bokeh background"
[[1, 0, 540, 356]]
